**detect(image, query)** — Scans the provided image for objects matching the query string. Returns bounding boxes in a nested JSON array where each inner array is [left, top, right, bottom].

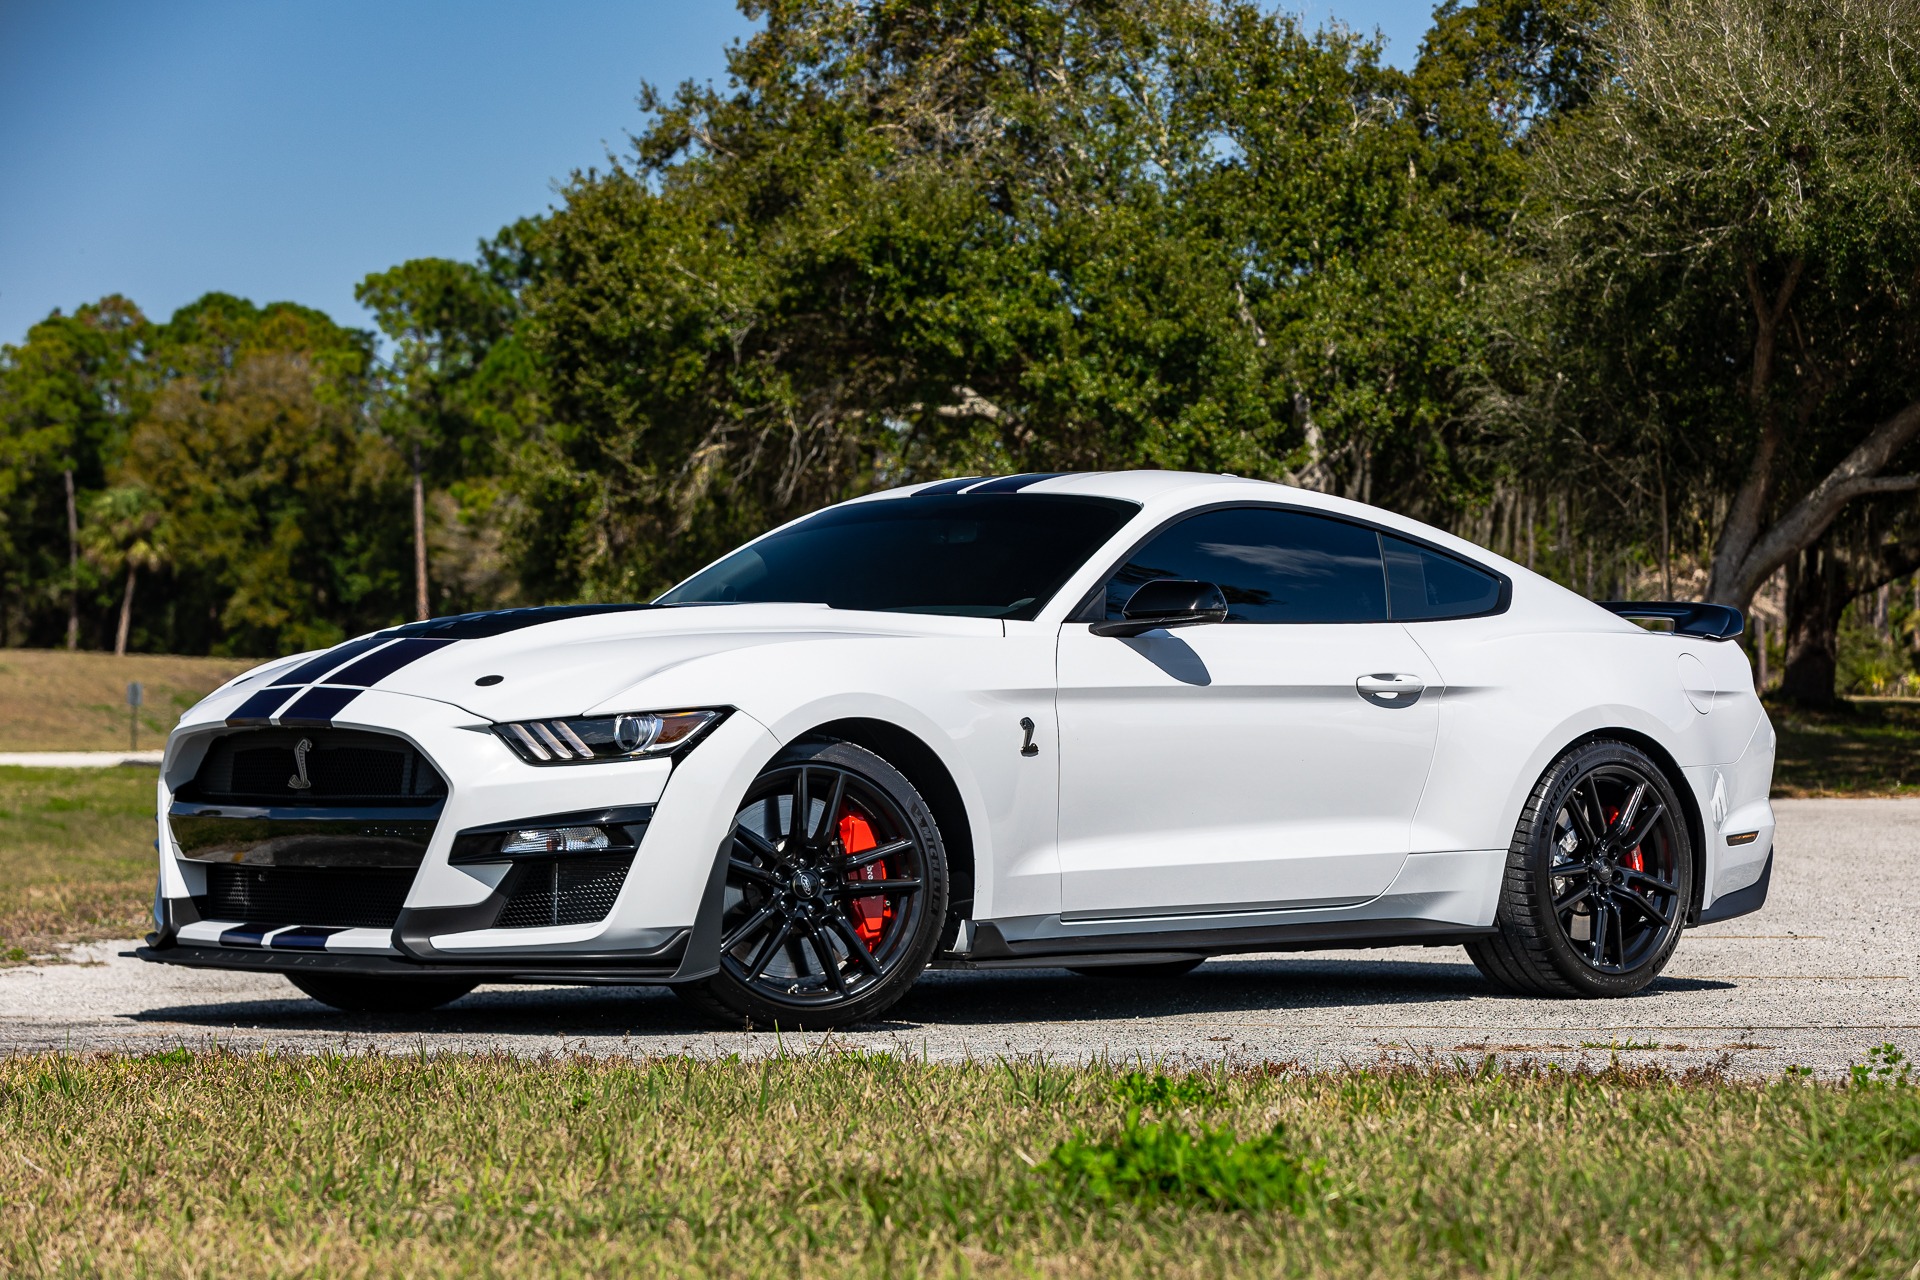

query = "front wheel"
[[674, 739, 950, 1030], [1467, 740, 1694, 998]]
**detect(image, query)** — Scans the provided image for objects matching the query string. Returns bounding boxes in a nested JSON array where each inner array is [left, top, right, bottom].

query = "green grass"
[[0, 1052, 1915, 1277], [0, 648, 250, 752], [0, 765, 157, 959], [1768, 696, 1920, 797]]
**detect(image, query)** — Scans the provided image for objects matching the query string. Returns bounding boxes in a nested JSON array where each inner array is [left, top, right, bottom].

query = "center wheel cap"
[[789, 869, 824, 900]]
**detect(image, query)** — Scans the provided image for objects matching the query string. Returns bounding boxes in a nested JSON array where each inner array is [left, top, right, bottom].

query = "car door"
[[1055, 506, 1442, 921]]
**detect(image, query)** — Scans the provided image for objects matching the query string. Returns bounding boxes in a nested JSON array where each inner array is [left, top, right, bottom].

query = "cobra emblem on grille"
[[287, 737, 314, 791]]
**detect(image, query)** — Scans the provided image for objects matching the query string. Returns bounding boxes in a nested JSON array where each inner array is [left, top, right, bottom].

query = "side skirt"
[[950, 916, 1496, 969]]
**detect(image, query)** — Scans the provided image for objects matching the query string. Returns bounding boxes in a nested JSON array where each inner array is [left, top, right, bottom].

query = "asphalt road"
[[3, 798, 1914, 1077]]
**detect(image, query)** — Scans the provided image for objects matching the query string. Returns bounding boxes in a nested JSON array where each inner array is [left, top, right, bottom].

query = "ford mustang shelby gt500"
[[140, 471, 1775, 1027]]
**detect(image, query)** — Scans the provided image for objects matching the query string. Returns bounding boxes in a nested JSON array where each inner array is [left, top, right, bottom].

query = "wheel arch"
[[798, 717, 976, 936], [1558, 726, 1709, 923]]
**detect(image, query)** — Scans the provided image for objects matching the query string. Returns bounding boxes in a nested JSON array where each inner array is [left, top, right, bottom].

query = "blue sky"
[[0, 0, 1438, 348]]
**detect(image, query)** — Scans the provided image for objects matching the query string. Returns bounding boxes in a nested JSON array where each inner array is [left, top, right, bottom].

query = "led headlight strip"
[[493, 709, 724, 764]]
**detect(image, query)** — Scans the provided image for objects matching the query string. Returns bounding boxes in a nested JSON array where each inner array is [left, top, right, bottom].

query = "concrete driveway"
[[3, 798, 1913, 1077]]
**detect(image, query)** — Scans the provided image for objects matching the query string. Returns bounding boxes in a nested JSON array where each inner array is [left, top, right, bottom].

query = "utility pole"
[[412, 442, 428, 621], [64, 469, 79, 649]]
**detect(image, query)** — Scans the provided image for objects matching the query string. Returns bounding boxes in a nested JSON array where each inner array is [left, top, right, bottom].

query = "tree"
[[355, 251, 525, 619], [80, 485, 169, 656], [118, 295, 411, 655], [1778, 498, 1920, 704], [0, 297, 145, 647], [519, 0, 1504, 598], [1499, 0, 1920, 624]]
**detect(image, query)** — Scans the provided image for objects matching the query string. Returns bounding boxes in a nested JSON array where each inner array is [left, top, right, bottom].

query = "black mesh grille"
[[497, 855, 634, 928], [203, 864, 413, 929], [185, 729, 446, 805]]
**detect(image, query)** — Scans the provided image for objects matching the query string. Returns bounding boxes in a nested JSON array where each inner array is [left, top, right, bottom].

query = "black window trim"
[[1068, 500, 1513, 626]]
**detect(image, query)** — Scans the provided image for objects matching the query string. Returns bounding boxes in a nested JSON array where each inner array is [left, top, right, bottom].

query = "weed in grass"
[[1851, 1042, 1914, 1089], [1046, 1110, 1325, 1213], [1110, 1069, 1222, 1108]]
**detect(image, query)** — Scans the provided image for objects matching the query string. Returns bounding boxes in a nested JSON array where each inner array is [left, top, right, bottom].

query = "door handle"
[[1356, 673, 1425, 708]]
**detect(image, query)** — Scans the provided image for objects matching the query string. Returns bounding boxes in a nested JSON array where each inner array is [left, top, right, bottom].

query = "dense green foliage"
[[2, 0, 1916, 699]]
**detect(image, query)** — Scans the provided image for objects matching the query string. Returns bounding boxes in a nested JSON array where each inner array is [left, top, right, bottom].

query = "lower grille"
[[497, 855, 634, 928], [203, 864, 413, 930]]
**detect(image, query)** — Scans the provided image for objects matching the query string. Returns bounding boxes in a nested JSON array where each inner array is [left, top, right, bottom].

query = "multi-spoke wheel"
[[674, 739, 949, 1030], [1468, 740, 1694, 997]]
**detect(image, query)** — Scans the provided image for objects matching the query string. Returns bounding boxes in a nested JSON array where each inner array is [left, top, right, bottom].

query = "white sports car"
[[141, 472, 1776, 1028]]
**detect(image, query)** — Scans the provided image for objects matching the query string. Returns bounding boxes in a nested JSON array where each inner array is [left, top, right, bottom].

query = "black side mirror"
[[1090, 579, 1230, 638]]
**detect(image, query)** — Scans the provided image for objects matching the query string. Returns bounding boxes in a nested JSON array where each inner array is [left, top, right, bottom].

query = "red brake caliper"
[[840, 809, 891, 951], [1606, 806, 1645, 872]]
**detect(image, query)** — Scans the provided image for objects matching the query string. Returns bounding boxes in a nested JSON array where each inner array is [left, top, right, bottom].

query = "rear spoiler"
[[1597, 600, 1744, 642]]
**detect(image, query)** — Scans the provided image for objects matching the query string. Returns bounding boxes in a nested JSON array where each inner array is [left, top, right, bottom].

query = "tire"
[[1468, 739, 1694, 998], [286, 973, 478, 1013], [1068, 958, 1205, 980], [674, 738, 950, 1031]]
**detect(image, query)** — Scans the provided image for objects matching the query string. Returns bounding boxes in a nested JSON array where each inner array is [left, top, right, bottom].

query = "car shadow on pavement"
[[126, 955, 1737, 1039]]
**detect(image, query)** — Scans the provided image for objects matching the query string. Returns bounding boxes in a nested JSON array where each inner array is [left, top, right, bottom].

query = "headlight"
[[494, 709, 725, 764]]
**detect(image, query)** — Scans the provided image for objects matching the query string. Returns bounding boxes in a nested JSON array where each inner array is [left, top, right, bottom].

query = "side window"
[[1104, 508, 1388, 623], [1382, 534, 1503, 620]]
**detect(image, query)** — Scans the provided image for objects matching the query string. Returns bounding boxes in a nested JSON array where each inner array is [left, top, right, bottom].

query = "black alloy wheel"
[[1468, 740, 1694, 997], [675, 739, 949, 1030]]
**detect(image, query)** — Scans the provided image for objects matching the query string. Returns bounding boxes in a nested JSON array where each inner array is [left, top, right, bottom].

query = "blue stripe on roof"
[[964, 472, 1065, 493], [913, 476, 987, 495]]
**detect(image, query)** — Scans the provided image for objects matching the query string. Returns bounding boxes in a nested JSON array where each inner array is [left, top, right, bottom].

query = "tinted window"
[[1382, 535, 1503, 620], [1103, 508, 1388, 623], [657, 495, 1137, 620]]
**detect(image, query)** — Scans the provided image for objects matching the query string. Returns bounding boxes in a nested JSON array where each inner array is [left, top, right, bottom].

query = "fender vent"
[[497, 855, 635, 928]]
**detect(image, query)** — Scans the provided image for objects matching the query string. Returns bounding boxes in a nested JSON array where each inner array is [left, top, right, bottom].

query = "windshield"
[[656, 494, 1138, 619]]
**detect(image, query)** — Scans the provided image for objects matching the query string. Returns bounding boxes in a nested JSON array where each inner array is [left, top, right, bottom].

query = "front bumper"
[[144, 690, 780, 982]]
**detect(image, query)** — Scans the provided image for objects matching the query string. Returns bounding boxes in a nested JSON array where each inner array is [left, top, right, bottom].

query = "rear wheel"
[[286, 973, 478, 1013], [675, 739, 949, 1030], [1468, 740, 1693, 997]]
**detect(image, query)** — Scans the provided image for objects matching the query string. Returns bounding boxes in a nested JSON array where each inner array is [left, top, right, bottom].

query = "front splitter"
[[137, 939, 687, 985]]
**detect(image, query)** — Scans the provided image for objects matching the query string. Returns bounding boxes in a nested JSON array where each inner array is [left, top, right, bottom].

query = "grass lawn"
[[1767, 696, 1920, 797], [0, 648, 251, 752], [0, 766, 156, 960], [0, 1051, 1915, 1277]]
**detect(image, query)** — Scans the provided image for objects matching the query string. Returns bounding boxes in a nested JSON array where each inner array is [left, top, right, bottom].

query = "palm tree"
[[81, 486, 169, 656]]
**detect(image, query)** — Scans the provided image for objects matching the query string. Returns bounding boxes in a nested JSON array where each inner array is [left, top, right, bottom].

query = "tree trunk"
[[115, 562, 136, 657], [64, 468, 79, 650], [1779, 542, 1850, 706], [412, 445, 429, 622]]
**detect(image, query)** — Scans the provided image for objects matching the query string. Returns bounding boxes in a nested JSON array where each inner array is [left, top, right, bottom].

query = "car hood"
[[287, 604, 1003, 723]]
